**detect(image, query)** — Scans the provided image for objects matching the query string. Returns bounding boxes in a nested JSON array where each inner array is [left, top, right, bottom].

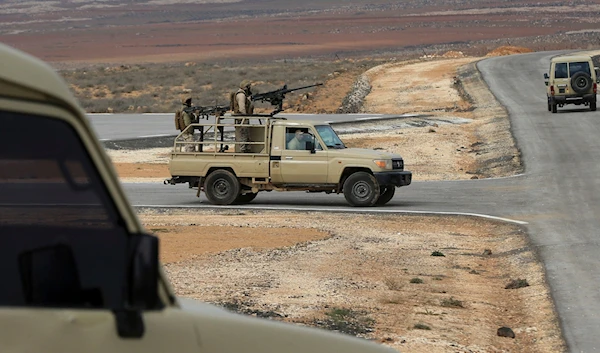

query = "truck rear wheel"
[[343, 172, 380, 207], [234, 192, 258, 204], [375, 185, 396, 206], [204, 170, 241, 205]]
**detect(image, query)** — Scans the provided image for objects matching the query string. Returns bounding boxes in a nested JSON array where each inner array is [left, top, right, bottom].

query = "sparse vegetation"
[[311, 307, 375, 337], [60, 59, 382, 113], [431, 251, 446, 257], [410, 277, 424, 284], [440, 297, 464, 308], [383, 277, 403, 290], [505, 278, 530, 289], [414, 323, 432, 330]]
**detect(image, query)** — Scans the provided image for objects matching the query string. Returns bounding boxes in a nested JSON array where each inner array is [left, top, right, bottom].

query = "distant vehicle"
[[165, 115, 412, 207], [544, 55, 599, 113], [0, 43, 396, 352]]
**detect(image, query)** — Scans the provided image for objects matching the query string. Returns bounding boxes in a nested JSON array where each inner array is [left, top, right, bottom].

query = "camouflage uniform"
[[232, 80, 254, 152], [179, 97, 196, 152]]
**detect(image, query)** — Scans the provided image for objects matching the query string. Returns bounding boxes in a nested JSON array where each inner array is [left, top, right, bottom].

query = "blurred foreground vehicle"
[[0, 43, 396, 353]]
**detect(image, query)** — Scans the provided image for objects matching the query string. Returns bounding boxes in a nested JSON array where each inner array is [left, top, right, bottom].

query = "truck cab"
[[167, 115, 412, 206], [0, 43, 396, 352]]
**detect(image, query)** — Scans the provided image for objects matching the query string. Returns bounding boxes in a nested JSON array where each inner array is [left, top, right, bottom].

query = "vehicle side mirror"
[[544, 73, 549, 79], [305, 140, 315, 153], [128, 233, 160, 310]]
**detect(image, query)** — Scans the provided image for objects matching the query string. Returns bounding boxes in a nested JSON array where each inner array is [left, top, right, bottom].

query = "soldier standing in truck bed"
[[231, 80, 254, 152], [177, 96, 196, 152]]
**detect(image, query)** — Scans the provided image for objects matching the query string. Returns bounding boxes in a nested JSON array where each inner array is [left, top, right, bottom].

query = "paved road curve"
[[120, 51, 599, 352], [478, 51, 600, 353], [87, 113, 420, 141]]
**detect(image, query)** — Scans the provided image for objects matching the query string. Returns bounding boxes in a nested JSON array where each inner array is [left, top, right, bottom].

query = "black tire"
[[547, 98, 551, 112], [234, 192, 258, 204], [551, 103, 557, 113], [571, 72, 592, 94], [204, 170, 241, 205], [375, 185, 396, 206], [591, 101, 597, 111], [342, 172, 380, 207]]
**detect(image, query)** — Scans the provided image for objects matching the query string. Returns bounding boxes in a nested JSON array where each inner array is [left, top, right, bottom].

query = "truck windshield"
[[0, 111, 128, 309], [315, 125, 345, 149]]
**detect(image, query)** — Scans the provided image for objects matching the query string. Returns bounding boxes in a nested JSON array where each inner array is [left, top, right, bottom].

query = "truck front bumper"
[[373, 171, 412, 187]]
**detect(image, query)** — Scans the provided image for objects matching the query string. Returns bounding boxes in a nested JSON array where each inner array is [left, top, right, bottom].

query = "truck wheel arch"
[[206, 166, 237, 178], [339, 167, 372, 188]]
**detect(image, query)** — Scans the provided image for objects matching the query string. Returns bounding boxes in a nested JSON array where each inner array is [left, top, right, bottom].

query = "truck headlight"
[[373, 159, 392, 170]]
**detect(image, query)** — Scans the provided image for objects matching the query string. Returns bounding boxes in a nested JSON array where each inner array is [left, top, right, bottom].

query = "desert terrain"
[[105, 49, 567, 352], [2, 0, 600, 65], [4, 0, 595, 351]]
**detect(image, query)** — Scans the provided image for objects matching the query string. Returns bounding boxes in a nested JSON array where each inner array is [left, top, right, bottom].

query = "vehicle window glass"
[[0, 111, 128, 310], [285, 127, 309, 150], [315, 125, 345, 149], [569, 61, 591, 77], [554, 63, 568, 79]]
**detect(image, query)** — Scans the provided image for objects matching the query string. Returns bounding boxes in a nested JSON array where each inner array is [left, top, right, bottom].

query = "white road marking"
[[133, 204, 528, 225], [138, 134, 171, 138]]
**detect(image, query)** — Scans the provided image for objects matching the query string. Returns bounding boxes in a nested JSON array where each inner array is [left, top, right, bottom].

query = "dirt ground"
[[104, 47, 566, 352], [139, 209, 564, 353]]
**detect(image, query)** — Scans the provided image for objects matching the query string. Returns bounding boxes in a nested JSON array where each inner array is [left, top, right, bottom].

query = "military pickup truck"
[[165, 115, 412, 206], [0, 43, 396, 352]]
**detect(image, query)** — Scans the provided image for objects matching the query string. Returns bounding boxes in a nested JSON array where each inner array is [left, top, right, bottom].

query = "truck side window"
[[0, 111, 129, 310], [285, 127, 309, 150], [555, 63, 568, 79]]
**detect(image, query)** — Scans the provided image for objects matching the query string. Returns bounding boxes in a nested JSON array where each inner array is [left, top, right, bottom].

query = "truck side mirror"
[[544, 73, 549, 86], [544, 73, 549, 79], [305, 141, 315, 154], [128, 233, 160, 310]]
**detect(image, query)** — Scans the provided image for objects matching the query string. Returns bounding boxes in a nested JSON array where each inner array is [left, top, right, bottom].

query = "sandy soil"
[[139, 208, 564, 353]]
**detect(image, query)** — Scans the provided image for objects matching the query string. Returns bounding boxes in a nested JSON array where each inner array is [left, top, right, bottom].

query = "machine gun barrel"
[[250, 82, 323, 115], [183, 104, 229, 119]]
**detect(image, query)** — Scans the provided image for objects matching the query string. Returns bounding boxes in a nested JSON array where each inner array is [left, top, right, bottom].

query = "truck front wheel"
[[204, 170, 241, 205], [343, 172, 380, 207], [375, 185, 396, 206]]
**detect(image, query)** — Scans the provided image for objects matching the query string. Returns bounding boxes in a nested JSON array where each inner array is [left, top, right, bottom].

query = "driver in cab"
[[287, 129, 308, 150]]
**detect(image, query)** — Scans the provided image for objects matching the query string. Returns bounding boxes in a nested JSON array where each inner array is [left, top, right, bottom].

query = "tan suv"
[[544, 55, 599, 113]]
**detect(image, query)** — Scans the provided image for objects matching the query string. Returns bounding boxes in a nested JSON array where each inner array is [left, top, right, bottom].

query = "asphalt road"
[[116, 51, 599, 352], [87, 113, 420, 141]]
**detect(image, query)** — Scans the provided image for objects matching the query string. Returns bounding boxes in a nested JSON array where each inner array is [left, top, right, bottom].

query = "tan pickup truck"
[[166, 115, 412, 206], [0, 43, 397, 352]]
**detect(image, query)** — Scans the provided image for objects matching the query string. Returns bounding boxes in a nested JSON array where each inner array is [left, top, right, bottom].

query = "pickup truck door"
[[279, 128, 328, 184]]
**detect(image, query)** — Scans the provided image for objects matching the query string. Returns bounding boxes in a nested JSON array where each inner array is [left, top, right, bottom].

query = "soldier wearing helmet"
[[177, 95, 197, 152], [231, 80, 254, 152], [232, 80, 254, 115]]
